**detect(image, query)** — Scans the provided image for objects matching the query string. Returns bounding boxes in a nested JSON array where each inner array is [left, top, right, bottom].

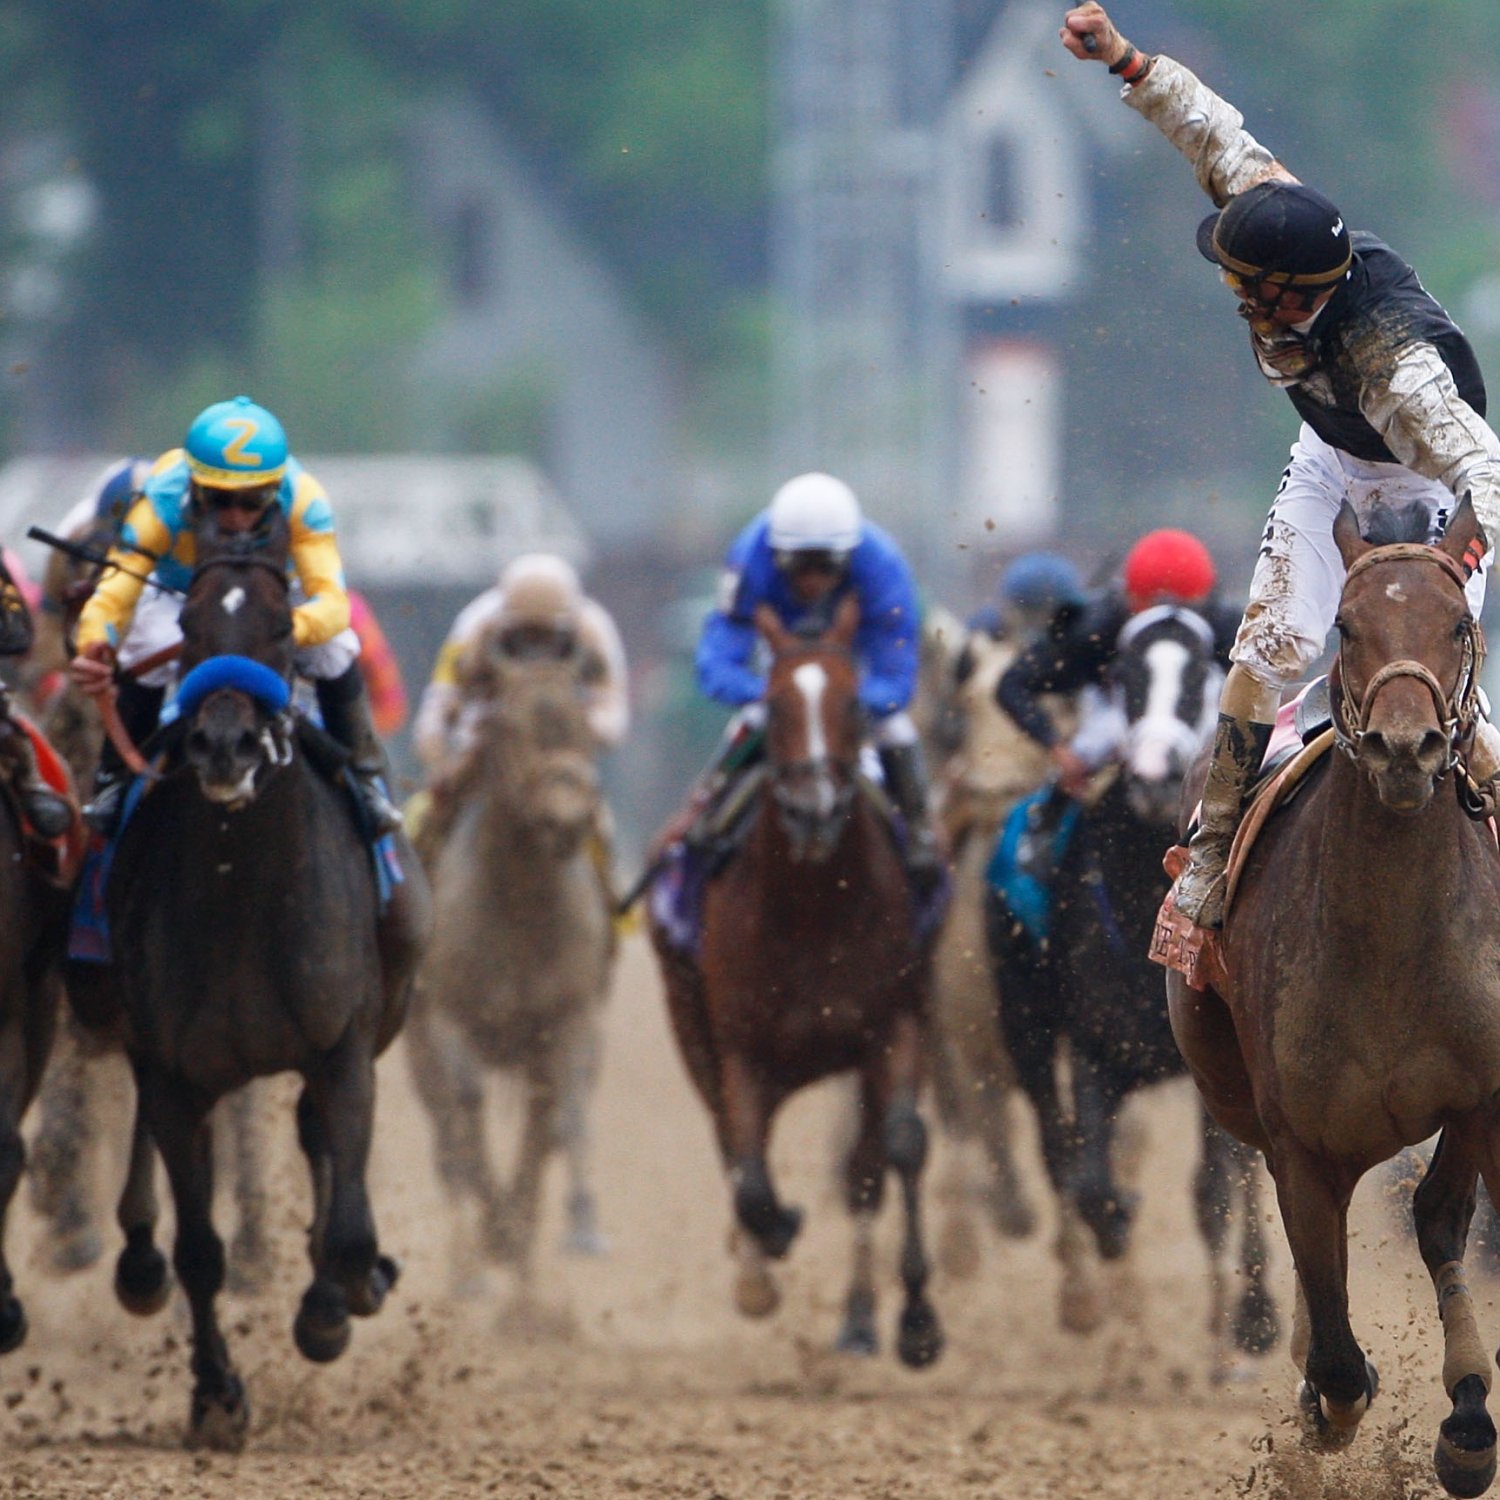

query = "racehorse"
[[66, 506, 430, 1449], [405, 644, 614, 1290], [989, 602, 1278, 1374], [649, 598, 942, 1367], [1169, 499, 1500, 1497]]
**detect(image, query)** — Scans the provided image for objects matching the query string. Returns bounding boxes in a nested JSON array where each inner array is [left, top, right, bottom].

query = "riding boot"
[[82, 680, 165, 836], [680, 715, 765, 853], [315, 664, 403, 837], [878, 741, 944, 896], [1173, 667, 1279, 930], [0, 718, 72, 839]]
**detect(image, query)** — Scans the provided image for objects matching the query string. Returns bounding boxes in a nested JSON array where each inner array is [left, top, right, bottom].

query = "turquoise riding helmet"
[[184, 396, 289, 489]]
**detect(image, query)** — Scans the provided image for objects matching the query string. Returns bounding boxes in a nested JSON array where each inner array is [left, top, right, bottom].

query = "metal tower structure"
[[771, 0, 956, 555]]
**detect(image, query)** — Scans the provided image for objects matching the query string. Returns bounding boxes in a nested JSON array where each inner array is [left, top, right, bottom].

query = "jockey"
[[695, 470, 940, 889], [415, 552, 628, 776], [31, 457, 153, 712], [412, 552, 628, 860], [68, 396, 402, 837], [0, 552, 72, 838], [997, 529, 1239, 795], [1062, 2, 1500, 928]]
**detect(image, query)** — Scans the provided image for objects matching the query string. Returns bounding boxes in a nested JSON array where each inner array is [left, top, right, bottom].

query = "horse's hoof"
[[1434, 1374, 1498, 1499], [294, 1282, 351, 1363], [896, 1297, 944, 1370], [0, 1295, 27, 1355], [734, 1266, 780, 1319], [186, 1375, 250, 1453], [749, 1204, 802, 1261], [115, 1242, 172, 1317], [1058, 1276, 1105, 1336], [1435, 1436, 1498, 1499], [1297, 1359, 1378, 1448], [988, 1192, 1037, 1242], [1233, 1282, 1280, 1357], [835, 1317, 879, 1357], [347, 1255, 399, 1318], [49, 1227, 104, 1276]]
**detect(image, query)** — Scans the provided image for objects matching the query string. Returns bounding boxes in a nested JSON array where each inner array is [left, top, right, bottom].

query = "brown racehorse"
[[1169, 498, 1500, 1499], [650, 597, 942, 1367]]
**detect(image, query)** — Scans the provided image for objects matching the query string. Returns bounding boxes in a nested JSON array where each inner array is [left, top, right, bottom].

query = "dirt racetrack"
[[0, 934, 1484, 1498]]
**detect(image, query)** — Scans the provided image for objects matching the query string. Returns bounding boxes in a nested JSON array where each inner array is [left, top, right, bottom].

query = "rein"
[[1332, 543, 1485, 767]]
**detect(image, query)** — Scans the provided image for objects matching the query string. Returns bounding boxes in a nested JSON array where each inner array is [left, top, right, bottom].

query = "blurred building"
[[407, 96, 683, 551]]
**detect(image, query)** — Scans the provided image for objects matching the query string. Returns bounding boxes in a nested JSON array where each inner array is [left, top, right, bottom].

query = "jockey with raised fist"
[[696, 471, 940, 891], [68, 396, 401, 837], [1060, 2, 1500, 928]]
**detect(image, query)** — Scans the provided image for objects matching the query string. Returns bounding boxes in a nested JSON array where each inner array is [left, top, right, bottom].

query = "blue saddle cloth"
[[986, 787, 1082, 946]]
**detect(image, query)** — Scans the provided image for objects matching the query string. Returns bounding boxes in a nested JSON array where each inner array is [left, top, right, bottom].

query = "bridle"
[[1331, 542, 1485, 771], [767, 644, 860, 858]]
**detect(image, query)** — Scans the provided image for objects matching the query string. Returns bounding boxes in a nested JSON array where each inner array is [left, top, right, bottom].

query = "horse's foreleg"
[[1272, 1143, 1373, 1442], [1230, 1137, 1280, 1359], [144, 1075, 247, 1451], [885, 1011, 943, 1370], [1418, 1126, 1497, 1497], [114, 1086, 171, 1316], [835, 1069, 886, 1356], [404, 1003, 506, 1285], [499, 1062, 557, 1285], [1070, 1054, 1135, 1261], [26, 1020, 103, 1274], [721, 1050, 801, 1261], [554, 1010, 607, 1257], [294, 1032, 393, 1364], [0, 1004, 31, 1354]]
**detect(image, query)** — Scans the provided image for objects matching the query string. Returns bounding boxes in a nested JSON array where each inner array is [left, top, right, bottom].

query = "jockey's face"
[[777, 550, 847, 606], [194, 481, 278, 533], [499, 622, 577, 662]]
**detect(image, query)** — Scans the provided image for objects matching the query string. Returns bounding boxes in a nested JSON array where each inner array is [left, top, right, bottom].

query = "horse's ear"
[[1332, 500, 1369, 570], [755, 602, 790, 653], [830, 593, 860, 648], [1439, 492, 1488, 580]]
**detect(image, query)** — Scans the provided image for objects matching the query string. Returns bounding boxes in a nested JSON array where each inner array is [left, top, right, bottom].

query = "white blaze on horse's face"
[[790, 660, 839, 821], [221, 586, 246, 616], [1127, 638, 1198, 784]]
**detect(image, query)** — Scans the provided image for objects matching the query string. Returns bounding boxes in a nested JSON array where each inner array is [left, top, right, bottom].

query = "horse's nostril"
[[187, 729, 211, 759], [1416, 728, 1449, 771], [236, 730, 260, 760]]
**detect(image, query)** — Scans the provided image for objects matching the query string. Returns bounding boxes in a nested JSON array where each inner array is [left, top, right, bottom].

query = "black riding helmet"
[[1196, 180, 1351, 289]]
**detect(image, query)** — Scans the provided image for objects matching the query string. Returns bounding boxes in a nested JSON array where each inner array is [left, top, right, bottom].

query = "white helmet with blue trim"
[[768, 472, 862, 554]]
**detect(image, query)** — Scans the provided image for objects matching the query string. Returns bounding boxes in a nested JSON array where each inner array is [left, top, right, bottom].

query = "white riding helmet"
[[498, 553, 582, 629], [767, 472, 862, 554]]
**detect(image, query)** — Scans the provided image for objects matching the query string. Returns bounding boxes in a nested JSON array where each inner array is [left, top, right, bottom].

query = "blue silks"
[[986, 787, 1082, 946]]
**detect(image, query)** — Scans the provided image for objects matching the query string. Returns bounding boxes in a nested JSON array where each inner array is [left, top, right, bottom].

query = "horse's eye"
[[1333, 615, 1350, 639], [1455, 619, 1471, 640]]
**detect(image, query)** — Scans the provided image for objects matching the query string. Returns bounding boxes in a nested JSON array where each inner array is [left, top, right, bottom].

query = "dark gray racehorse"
[[988, 605, 1279, 1377], [66, 507, 430, 1449]]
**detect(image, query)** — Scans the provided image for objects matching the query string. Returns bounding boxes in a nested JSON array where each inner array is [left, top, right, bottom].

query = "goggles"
[[198, 482, 277, 516], [774, 549, 848, 578], [498, 622, 577, 661]]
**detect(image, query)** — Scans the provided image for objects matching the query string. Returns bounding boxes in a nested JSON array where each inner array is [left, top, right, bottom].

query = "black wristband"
[[1107, 45, 1137, 75]]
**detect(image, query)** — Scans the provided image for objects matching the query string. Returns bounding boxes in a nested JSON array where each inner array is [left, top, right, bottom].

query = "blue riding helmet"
[[998, 552, 1086, 612], [95, 457, 151, 521], [184, 396, 288, 489]]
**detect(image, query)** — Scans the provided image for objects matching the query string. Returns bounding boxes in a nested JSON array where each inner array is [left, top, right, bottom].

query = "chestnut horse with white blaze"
[[650, 597, 942, 1366], [1169, 498, 1500, 1499]]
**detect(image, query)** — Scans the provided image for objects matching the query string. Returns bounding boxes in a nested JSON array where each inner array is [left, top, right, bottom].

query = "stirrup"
[[354, 776, 403, 838], [82, 780, 127, 837]]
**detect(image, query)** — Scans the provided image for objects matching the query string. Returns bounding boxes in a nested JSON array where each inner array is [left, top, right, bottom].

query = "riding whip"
[[26, 526, 182, 597]]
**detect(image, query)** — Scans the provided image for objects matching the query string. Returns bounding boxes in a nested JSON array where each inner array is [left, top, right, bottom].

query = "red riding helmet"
[[1122, 529, 1216, 612]]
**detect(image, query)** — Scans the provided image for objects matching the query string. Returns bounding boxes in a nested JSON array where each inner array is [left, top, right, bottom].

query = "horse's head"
[[175, 506, 296, 808], [757, 596, 863, 861], [1331, 497, 1485, 813], [1110, 605, 1224, 823], [474, 639, 601, 858]]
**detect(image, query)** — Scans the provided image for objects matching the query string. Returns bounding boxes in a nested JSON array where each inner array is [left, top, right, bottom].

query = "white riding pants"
[[1231, 423, 1488, 688]]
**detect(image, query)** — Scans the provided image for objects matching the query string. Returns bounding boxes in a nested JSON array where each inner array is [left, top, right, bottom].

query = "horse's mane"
[[1359, 499, 1430, 547]]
